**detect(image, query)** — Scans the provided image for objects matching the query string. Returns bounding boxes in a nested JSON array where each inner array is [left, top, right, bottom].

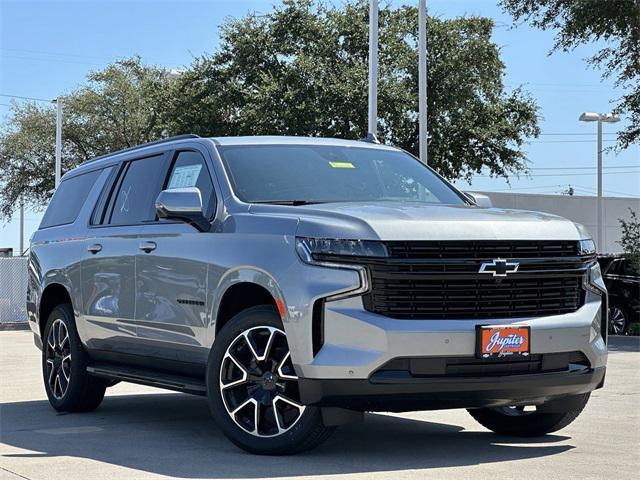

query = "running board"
[[87, 364, 207, 395]]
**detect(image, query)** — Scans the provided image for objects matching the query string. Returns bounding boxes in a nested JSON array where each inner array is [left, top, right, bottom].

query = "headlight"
[[295, 237, 387, 264], [578, 239, 596, 256]]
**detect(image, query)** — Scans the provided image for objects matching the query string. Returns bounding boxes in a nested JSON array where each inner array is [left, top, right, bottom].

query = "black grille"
[[385, 240, 579, 259], [356, 241, 591, 320]]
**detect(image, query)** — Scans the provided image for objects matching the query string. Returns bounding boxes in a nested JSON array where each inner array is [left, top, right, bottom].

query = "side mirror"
[[155, 187, 210, 231], [464, 192, 493, 208]]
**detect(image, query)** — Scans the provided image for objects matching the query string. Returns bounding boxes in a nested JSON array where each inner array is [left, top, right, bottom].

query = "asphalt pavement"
[[1, 331, 638, 480]]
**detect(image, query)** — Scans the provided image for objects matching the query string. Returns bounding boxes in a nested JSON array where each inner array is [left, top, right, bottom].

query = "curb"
[[0, 322, 30, 331]]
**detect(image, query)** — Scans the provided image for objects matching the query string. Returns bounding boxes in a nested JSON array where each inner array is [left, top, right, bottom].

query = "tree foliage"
[[500, 0, 640, 150], [167, 0, 540, 181], [0, 0, 540, 221], [0, 58, 172, 219], [619, 208, 640, 272]]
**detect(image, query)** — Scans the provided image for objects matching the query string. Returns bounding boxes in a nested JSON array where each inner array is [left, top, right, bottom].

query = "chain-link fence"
[[0, 257, 28, 325]]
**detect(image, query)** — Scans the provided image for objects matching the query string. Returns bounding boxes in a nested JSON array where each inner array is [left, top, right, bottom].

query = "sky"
[[1, 0, 639, 254]]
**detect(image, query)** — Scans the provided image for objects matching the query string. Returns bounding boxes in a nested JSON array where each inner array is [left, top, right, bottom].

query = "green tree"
[[1, 1, 541, 220], [0, 58, 172, 220], [500, 0, 640, 150], [619, 209, 640, 272], [167, 0, 540, 181]]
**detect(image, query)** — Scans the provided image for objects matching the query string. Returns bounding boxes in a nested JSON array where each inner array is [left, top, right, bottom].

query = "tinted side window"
[[166, 151, 214, 215], [40, 169, 101, 229], [109, 155, 165, 225], [622, 259, 639, 277]]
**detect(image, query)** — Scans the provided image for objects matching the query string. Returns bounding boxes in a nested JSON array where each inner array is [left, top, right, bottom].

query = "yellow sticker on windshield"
[[329, 161, 355, 169]]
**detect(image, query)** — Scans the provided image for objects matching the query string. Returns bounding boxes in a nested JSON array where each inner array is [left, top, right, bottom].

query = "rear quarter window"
[[39, 169, 101, 229]]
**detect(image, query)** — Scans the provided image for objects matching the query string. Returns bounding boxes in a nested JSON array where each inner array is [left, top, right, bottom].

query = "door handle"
[[138, 241, 157, 253], [87, 244, 102, 254]]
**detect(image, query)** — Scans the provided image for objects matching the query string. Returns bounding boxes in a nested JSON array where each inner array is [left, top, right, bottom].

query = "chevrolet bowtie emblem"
[[479, 258, 519, 277]]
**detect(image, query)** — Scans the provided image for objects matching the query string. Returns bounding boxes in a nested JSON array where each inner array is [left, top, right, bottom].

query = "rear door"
[[134, 148, 217, 366], [81, 153, 169, 356]]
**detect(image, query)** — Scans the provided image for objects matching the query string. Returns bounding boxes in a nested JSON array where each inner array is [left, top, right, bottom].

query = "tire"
[[468, 393, 590, 437], [608, 302, 628, 335], [42, 303, 108, 412], [207, 305, 334, 455]]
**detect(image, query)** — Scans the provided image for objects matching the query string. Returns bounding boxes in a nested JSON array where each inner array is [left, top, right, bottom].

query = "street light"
[[578, 111, 620, 251], [52, 97, 63, 188], [367, 0, 378, 139], [367, 0, 427, 154], [418, 0, 427, 164]]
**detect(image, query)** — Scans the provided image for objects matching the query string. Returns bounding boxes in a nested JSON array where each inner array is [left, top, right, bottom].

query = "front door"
[[134, 149, 216, 366]]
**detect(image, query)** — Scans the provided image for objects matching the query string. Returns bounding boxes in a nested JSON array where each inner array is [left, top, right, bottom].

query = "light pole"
[[418, 0, 427, 164], [367, 0, 378, 139], [53, 97, 63, 188], [19, 199, 24, 255], [578, 111, 620, 251]]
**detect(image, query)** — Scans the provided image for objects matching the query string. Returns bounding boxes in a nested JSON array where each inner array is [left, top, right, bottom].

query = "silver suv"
[[28, 135, 607, 454]]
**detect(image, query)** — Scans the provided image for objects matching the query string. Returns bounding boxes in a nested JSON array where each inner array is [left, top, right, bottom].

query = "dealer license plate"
[[477, 326, 530, 358]]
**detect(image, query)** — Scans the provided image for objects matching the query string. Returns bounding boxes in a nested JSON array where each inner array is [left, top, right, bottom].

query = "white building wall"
[[475, 192, 640, 254]]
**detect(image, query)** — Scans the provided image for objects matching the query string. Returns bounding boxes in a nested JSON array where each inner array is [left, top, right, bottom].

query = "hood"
[[248, 201, 586, 241]]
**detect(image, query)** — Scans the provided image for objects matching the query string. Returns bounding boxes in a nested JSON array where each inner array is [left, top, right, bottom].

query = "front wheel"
[[207, 306, 334, 455], [608, 303, 628, 335], [468, 394, 590, 437]]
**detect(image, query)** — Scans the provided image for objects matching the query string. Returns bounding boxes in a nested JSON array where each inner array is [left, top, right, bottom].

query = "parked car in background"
[[598, 255, 640, 335]]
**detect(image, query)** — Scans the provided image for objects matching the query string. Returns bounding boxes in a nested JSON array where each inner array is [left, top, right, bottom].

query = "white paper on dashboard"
[[168, 164, 202, 189]]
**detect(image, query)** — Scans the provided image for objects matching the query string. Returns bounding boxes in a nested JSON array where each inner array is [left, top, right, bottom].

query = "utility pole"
[[367, 0, 378, 139], [418, 0, 428, 164], [596, 119, 603, 250], [54, 97, 63, 188]]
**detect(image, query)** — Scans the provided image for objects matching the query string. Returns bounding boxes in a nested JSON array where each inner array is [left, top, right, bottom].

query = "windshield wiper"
[[251, 200, 326, 206]]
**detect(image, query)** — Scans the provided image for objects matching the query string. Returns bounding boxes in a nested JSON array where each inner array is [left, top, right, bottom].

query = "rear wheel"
[[42, 304, 107, 412], [207, 306, 334, 455], [468, 394, 589, 437]]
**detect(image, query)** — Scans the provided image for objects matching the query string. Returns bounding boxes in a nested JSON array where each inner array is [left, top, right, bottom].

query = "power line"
[[538, 132, 617, 136], [571, 185, 640, 197], [1, 54, 104, 67], [531, 171, 639, 177], [489, 184, 639, 197], [506, 82, 614, 88], [0, 93, 51, 103], [529, 139, 617, 144], [0, 47, 112, 62], [530, 165, 639, 170], [490, 184, 569, 191], [0, 47, 166, 66], [477, 171, 639, 178]]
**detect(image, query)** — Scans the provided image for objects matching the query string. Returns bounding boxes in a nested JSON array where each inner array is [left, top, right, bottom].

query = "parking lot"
[[1, 330, 638, 480]]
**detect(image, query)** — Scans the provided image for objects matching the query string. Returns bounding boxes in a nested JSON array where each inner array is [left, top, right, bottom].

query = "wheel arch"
[[212, 268, 287, 337], [39, 283, 73, 337]]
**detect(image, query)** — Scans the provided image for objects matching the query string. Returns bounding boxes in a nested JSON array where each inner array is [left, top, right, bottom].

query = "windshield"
[[218, 144, 467, 205]]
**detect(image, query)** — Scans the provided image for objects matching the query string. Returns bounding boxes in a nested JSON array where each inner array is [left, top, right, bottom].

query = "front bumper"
[[295, 291, 607, 380], [300, 365, 606, 412], [293, 288, 607, 411]]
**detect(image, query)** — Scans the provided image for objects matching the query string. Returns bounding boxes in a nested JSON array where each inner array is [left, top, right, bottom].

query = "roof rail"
[[359, 133, 380, 144], [80, 134, 201, 165]]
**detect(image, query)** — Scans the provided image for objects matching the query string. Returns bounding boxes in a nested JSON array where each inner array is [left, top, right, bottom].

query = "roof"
[[211, 135, 398, 150], [64, 134, 398, 180]]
